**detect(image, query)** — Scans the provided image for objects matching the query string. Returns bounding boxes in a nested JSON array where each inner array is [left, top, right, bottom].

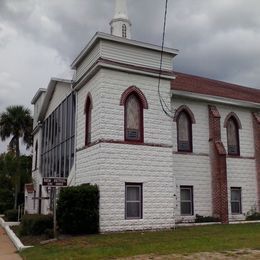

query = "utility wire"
[[157, 0, 174, 119]]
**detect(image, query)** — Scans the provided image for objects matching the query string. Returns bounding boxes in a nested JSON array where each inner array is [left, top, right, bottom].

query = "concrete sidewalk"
[[0, 227, 21, 260]]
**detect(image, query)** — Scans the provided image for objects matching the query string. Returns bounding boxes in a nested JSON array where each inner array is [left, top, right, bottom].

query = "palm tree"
[[0, 105, 33, 208]]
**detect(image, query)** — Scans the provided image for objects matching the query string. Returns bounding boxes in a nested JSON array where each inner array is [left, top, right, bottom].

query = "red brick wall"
[[208, 105, 229, 223], [252, 112, 260, 211]]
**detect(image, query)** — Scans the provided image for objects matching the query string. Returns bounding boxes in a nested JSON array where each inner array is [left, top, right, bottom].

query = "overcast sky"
[[0, 0, 260, 153]]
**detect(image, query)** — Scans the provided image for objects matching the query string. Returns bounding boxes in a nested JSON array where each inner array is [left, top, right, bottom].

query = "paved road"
[[0, 227, 21, 260]]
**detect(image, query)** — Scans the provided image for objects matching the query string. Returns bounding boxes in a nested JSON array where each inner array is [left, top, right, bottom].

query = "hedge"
[[19, 214, 53, 236], [246, 212, 260, 221], [4, 209, 18, 221], [0, 189, 13, 214], [57, 184, 99, 234], [195, 214, 220, 223]]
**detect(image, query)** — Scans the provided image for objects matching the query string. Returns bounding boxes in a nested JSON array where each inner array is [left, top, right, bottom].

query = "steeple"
[[110, 0, 132, 39]]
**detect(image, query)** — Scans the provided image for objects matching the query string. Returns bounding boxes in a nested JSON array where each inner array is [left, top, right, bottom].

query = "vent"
[[228, 145, 238, 154], [178, 141, 190, 151], [126, 129, 139, 140]]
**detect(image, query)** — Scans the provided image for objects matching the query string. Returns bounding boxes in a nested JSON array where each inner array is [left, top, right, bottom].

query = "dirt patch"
[[121, 249, 260, 259]]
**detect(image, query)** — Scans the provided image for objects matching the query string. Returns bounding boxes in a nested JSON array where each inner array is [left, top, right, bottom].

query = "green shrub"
[[19, 214, 53, 236], [246, 212, 260, 221], [195, 214, 220, 223], [57, 184, 99, 234], [4, 209, 18, 221], [0, 189, 14, 214], [44, 228, 54, 239]]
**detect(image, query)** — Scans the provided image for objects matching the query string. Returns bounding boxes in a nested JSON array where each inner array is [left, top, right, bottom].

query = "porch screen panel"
[[41, 93, 76, 178]]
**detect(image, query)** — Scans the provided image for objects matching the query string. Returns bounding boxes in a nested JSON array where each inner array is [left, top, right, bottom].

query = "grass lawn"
[[20, 223, 260, 260]]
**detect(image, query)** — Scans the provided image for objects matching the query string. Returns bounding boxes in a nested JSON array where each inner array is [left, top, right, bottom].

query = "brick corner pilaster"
[[252, 112, 260, 211], [208, 105, 229, 224]]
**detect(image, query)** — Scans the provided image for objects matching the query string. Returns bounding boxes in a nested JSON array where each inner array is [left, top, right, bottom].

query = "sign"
[[42, 177, 67, 187]]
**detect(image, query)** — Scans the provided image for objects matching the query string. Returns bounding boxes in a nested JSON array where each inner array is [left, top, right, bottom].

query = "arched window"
[[226, 116, 240, 155], [120, 86, 148, 143], [35, 141, 38, 170], [177, 111, 193, 152], [125, 93, 143, 142], [85, 95, 92, 146], [122, 24, 127, 38]]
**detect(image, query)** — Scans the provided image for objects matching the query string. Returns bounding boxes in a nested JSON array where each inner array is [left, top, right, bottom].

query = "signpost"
[[43, 177, 67, 187], [42, 177, 67, 239]]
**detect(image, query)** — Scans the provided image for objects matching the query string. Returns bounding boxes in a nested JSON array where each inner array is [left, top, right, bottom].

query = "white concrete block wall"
[[98, 143, 174, 232], [75, 68, 174, 231], [100, 69, 172, 146], [76, 145, 101, 186], [174, 154, 212, 222], [227, 158, 257, 220], [76, 73, 103, 149], [171, 99, 212, 221]]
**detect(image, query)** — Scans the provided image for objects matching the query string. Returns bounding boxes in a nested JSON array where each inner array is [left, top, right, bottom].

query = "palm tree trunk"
[[14, 137, 20, 209]]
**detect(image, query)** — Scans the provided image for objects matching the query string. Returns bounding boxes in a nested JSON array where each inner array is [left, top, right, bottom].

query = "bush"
[[19, 214, 53, 236], [195, 214, 220, 223], [57, 184, 99, 234], [4, 209, 18, 221], [0, 189, 14, 214], [246, 212, 260, 221]]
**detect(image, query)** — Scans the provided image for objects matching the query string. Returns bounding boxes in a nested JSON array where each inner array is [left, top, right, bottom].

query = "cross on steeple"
[[110, 0, 132, 39]]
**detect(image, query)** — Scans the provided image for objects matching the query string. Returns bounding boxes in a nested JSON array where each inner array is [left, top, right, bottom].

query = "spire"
[[110, 0, 132, 39], [113, 0, 128, 20]]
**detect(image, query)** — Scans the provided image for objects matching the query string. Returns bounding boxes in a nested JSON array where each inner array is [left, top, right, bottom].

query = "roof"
[[25, 183, 34, 193], [71, 32, 179, 69], [38, 78, 72, 122], [31, 88, 47, 104], [171, 72, 260, 104]]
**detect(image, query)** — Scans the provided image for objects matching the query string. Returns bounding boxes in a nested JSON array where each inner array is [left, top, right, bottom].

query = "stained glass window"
[[177, 111, 192, 152], [125, 94, 142, 141], [227, 117, 240, 155]]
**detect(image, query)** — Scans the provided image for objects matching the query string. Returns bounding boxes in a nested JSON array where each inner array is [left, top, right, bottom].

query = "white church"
[[25, 0, 260, 232]]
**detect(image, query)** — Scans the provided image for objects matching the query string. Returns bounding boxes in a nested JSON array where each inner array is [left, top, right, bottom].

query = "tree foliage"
[[0, 105, 33, 209], [0, 105, 33, 156], [0, 153, 32, 213]]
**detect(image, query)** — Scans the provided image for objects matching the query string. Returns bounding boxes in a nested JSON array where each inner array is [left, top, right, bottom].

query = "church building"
[[25, 0, 260, 232]]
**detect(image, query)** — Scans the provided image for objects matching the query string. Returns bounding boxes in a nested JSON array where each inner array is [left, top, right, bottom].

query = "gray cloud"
[[0, 0, 260, 153]]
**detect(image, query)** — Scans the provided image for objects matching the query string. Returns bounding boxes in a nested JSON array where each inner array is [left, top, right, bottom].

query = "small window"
[[177, 111, 192, 152], [122, 24, 127, 38], [125, 183, 143, 219], [180, 186, 193, 215], [227, 117, 240, 155], [231, 187, 242, 214], [125, 93, 143, 142]]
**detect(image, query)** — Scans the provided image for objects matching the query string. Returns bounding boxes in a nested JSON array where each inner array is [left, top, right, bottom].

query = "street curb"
[[0, 217, 33, 251]]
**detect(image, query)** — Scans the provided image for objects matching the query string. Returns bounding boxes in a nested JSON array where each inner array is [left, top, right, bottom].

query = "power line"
[[157, 0, 174, 119]]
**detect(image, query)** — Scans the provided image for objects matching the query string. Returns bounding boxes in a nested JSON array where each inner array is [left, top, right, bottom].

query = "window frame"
[[231, 187, 242, 214], [180, 186, 194, 216], [125, 183, 143, 220], [226, 116, 240, 156], [177, 111, 193, 153], [124, 93, 144, 143]]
